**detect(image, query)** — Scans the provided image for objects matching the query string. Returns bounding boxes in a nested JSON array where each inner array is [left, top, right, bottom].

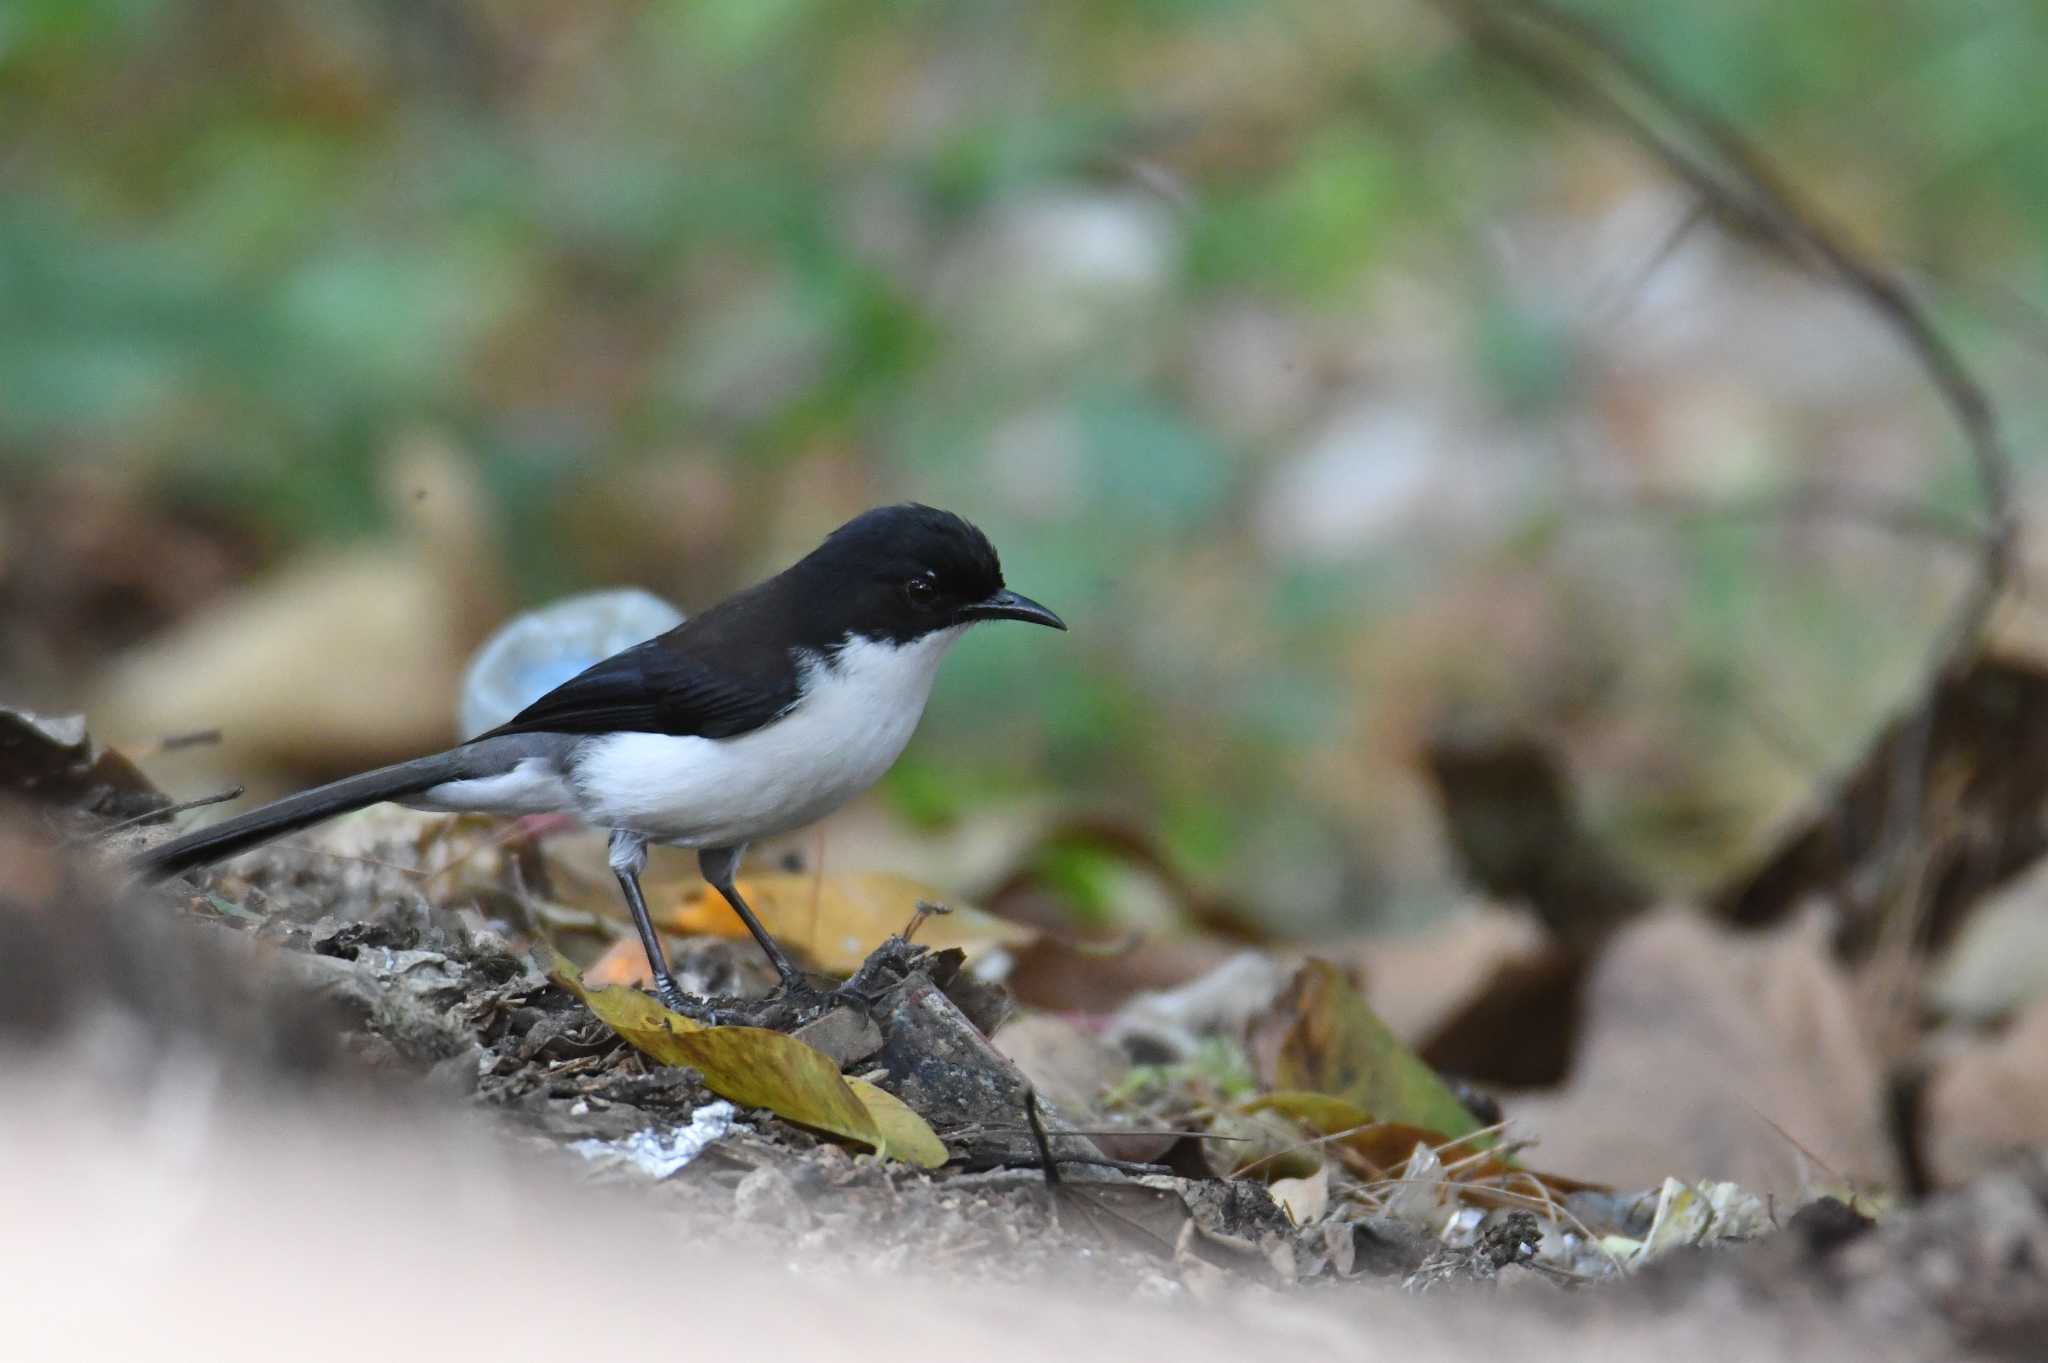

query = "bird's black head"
[[797, 504, 1066, 645]]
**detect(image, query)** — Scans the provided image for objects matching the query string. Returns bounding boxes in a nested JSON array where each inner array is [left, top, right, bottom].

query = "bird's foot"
[[765, 968, 878, 1025], [769, 969, 828, 1003], [824, 976, 882, 1016], [654, 978, 725, 1026]]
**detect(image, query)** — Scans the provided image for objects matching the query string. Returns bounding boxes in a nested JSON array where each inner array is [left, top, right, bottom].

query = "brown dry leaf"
[[652, 872, 1036, 973], [1243, 1092, 1603, 1205], [1926, 994, 2048, 1185], [544, 946, 945, 1167], [1342, 906, 1551, 1044], [1243, 1092, 1437, 1177], [1004, 934, 1245, 1013], [0, 707, 167, 822], [1260, 960, 1484, 1144], [92, 437, 501, 772], [1504, 908, 1889, 1196]]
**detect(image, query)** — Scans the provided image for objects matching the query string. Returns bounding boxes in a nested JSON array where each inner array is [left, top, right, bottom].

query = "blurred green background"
[[4, 0, 2046, 936]]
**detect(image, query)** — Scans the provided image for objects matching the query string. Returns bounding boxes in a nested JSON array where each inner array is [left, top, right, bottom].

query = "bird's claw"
[[655, 979, 724, 1025], [768, 969, 875, 1020], [826, 978, 877, 1014]]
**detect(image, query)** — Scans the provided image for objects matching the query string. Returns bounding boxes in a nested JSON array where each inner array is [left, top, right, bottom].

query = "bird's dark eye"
[[904, 574, 939, 610]]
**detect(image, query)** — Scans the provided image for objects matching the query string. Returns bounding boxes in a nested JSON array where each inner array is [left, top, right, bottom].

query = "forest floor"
[[6, 786, 2045, 1363]]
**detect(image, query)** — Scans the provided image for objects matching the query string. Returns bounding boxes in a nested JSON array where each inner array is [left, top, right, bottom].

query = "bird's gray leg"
[[609, 829, 695, 1015], [698, 844, 808, 991]]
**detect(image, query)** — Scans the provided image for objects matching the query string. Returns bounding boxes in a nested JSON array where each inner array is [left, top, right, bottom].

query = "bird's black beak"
[[961, 588, 1066, 630]]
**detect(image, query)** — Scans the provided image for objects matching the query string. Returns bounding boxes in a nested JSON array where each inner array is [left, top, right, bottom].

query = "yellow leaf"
[[846, 1079, 949, 1169], [544, 946, 946, 1165], [655, 872, 1037, 973], [1245, 1090, 1377, 1135]]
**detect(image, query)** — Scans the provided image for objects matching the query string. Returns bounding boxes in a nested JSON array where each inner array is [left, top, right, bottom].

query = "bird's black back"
[[476, 504, 1006, 743]]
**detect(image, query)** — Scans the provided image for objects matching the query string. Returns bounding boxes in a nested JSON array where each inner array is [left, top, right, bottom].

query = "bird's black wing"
[[473, 635, 799, 742]]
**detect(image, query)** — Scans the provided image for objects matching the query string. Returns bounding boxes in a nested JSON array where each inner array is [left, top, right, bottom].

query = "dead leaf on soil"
[[1502, 908, 1890, 1196], [93, 437, 502, 770], [0, 706, 168, 822], [1269, 1162, 1330, 1226], [1255, 960, 1484, 1145], [544, 945, 945, 1167], [1243, 1091, 1603, 1208], [582, 872, 1035, 984], [1244, 1092, 1459, 1178], [1926, 993, 2048, 1185], [843, 1077, 950, 1170]]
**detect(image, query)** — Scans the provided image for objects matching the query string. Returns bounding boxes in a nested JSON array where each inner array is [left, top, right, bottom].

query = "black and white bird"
[[135, 504, 1066, 1012]]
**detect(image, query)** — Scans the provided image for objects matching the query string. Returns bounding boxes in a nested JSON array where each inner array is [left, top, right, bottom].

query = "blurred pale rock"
[[1926, 857, 2048, 1021], [994, 1012, 1129, 1116], [1511, 185, 1926, 413], [1184, 305, 1322, 444], [933, 190, 1179, 366], [982, 407, 1085, 519], [1102, 951, 1294, 1064], [673, 273, 833, 427], [1254, 394, 1518, 560]]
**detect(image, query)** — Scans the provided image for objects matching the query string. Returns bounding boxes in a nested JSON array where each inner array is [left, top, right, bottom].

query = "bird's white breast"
[[568, 627, 966, 848]]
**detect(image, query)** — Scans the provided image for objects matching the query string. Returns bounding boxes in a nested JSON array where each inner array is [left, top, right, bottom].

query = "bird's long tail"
[[133, 749, 485, 880]]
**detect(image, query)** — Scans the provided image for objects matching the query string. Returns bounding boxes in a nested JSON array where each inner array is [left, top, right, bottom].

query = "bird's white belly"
[[568, 628, 962, 848]]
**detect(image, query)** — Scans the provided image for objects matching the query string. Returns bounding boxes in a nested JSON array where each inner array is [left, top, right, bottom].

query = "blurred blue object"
[[457, 589, 685, 741]]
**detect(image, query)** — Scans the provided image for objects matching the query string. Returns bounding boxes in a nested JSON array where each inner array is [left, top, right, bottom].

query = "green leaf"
[[1269, 959, 1484, 1144]]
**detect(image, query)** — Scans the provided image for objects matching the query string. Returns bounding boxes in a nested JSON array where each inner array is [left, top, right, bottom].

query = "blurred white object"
[[1102, 951, 1294, 1063], [457, 588, 684, 741], [567, 1103, 737, 1179], [934, 190, 1179, 365]]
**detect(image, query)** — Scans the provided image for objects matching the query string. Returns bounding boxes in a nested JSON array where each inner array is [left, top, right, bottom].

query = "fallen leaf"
[[1503, 908, 1889, 1196], [1005, 934, 1244, 1014], [845, 1078, 950, 1169], [1927, 993, 2048, 1185], [993, 1012, 1131, 1117], [0, 707, 167, 821], [1243, 1091, 1602, 1207], [659, 872, 1036, 971], [544, 945, 945, 1167], [1269, 1163, 1330, 1227], [1201, 1108, 1323, 1180], [581, 872, 1037, 983], [1262, 959, 1484, 1144], [93, 437, 500, 770], [1244, 1092, 1464, 1178]]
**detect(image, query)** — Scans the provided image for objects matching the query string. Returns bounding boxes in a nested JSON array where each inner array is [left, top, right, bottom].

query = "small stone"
[[790, 1006, 884, 1068], [733, 1165, 812, 1229]]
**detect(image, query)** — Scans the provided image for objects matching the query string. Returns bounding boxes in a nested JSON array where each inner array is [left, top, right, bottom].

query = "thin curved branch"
[[1429, 0, 2024, 954]]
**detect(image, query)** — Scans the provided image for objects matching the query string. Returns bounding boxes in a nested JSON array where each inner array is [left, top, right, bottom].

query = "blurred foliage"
[[3, 0, 2046, 933]]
